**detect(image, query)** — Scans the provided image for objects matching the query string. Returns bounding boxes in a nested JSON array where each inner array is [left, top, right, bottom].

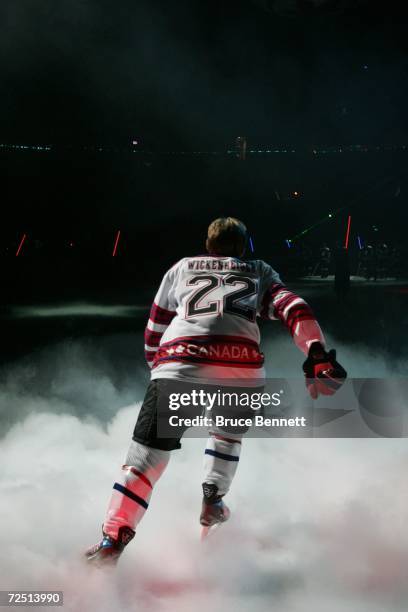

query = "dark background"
[[1, 0, 407, 302], [1, 0, 408, 146]]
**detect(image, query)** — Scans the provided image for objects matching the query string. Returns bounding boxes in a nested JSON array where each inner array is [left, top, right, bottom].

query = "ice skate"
[[200, 483, 230, 540], [84, 525, 135, 567]]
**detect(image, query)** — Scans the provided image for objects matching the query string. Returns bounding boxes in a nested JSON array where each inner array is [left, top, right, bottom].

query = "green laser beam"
[[288, 171, 402, 243], [289, 212, 337, 242]]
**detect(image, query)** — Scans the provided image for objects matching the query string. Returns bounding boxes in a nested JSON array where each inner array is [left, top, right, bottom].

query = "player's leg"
[[200, 429, 242, 527], [85, 379, 182, 565], [101, 440, 171, 542], [200, 384, 261, 529]]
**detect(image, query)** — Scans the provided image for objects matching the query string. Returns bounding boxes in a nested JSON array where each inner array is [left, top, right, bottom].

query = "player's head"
[[206, 217, 247, 257]]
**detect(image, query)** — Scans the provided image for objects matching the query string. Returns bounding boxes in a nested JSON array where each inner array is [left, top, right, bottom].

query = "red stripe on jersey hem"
[[153, 337, 263, 368], [159, 335, 260, 348], [152, 355, 264, 368]]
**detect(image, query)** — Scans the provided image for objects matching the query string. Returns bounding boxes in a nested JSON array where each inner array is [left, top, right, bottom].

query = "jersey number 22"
[[185, 274, 257, 322]]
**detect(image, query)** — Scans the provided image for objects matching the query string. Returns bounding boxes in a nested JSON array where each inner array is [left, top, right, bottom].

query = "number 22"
[[186, 274, 257, 322]]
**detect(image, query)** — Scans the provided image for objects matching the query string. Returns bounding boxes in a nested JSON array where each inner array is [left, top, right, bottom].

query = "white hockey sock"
[[203, 431, 242, 497], [103, 440, 170, 540]]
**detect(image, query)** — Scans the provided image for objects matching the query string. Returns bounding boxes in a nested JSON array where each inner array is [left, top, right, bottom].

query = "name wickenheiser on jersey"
[[168, 415, 307, 428], [188, 259, 255, 271]]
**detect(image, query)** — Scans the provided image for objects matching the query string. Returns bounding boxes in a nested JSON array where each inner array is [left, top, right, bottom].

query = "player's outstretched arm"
[[260, 281, 325, 354], [260, 278, 347, 398]]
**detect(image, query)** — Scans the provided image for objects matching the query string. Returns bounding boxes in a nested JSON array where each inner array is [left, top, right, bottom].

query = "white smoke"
[[0, 334, 407, 611]]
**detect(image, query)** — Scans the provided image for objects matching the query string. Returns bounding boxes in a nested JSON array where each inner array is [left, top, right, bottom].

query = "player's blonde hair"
[[206, 217, 247, 257]]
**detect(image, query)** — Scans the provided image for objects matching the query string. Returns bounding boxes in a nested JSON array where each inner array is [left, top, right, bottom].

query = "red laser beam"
[[16, 233, 27, 256], [344, 215, 351, 249], [112, 230, 121, 257]]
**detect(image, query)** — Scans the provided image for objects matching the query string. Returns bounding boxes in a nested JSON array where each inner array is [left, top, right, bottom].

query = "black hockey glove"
[[302, 342, 347, 399]]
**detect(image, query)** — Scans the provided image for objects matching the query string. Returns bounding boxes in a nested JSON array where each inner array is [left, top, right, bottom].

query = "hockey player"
[[85, 217, 346, 565]]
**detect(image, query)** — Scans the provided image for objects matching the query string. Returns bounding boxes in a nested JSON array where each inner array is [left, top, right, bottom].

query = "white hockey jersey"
[[144, 255, 325, 383]]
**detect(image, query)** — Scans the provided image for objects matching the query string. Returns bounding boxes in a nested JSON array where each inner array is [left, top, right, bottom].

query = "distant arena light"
[[112, 230, 121, 257], [344, 215, 352, 249], [16, 233, 27, 256]]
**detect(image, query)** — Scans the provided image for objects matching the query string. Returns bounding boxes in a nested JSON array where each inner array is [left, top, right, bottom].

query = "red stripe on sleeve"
[[149, 302, 176, 325], [260, 283, 285, 319], [144, 329, 163, 346], [273, 292, 299, 314], [286, 304, 315, 327]]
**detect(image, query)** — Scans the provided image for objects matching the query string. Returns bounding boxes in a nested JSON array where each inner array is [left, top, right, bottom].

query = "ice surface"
[[0, 328, 407, 611]]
